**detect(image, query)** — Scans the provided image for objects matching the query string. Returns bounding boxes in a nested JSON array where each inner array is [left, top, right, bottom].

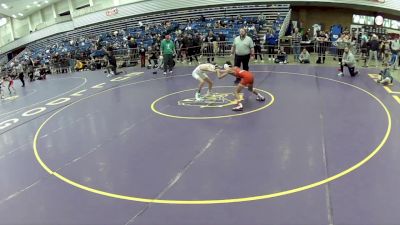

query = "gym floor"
[[0, 63, 399, 225]]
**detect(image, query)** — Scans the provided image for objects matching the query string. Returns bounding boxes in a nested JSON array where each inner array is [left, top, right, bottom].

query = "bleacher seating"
[[5, 4, 289, 67], [27, 4, 290, 51]]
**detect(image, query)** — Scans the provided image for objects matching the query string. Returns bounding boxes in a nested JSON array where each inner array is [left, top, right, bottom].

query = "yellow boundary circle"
[[151, 86, 274, 119], [33, 72, 392, 204]]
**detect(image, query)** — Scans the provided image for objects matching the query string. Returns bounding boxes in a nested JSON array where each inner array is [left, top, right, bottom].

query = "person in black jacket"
[[205, 31, 216, 63], [187, 34, 198, 64], [253, 33, 263, 62], [367, 34, 380, 67], [105, 46, 118, 77]]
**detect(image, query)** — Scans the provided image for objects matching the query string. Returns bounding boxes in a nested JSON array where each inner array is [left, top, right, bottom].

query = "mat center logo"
[[178, 93, 243, 108]]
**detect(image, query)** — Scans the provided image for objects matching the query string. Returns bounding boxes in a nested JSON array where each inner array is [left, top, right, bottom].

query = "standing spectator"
[[337, 34, 350, 71], [299, 48, 310, 64], [231, 28, 254, 84], [292, 28, 302, 62], [303, 29, 311, 41], [139, 45, 146, 68], [360, 35, 369, 66], [181, 34, 189, 63], [253, 32, 263, 62], [316, 30, 329, 64], [338, 47, 358, 77], [175, 35, 183, 62], [367, 34, 380, 67], [127, 36, 138, 65], [187, 34, 198, 65], [265, 29, 276, 61], [160, 34, 176, 75], [193, 33, 202, 60], [68, 53, 76, 73], [380, 40, 390, 64], [27, 57, 34, 81], [218, 33, 226, 56], [258, 13, 266, 26], [16, 61, 25, 87], [389, 37, 400, 69], [205, 31, 216, 63]]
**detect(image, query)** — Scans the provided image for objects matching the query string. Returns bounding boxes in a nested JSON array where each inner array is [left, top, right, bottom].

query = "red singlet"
[[233, 67, 254, 86]]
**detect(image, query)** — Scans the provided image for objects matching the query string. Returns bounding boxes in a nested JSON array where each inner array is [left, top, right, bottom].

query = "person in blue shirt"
[[265, 29, 277, 61]]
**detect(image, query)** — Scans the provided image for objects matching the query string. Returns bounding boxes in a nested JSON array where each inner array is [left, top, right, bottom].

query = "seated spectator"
[[37, 65, 47, 80], [275, 46, 287, 64], [147, 46, 159, 69], [377, 63, 393, 85], [229, 16, 235, 23], [200, 15, 205, 22], [299, 48, 310, 64], [75, 60, 86, 71]]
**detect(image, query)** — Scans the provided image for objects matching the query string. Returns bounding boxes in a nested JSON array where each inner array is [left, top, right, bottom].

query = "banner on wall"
[[106, 8, 118, 16]]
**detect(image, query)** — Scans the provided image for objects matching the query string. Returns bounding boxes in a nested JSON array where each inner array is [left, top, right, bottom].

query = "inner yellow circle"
[[151, 86, 275, 119]]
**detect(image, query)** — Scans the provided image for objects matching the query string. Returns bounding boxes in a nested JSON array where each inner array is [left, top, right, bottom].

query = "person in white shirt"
[[191, 63, 221, 101]]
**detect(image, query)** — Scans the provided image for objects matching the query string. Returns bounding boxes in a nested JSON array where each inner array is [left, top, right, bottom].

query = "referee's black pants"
[[234, 54, 250, 84]]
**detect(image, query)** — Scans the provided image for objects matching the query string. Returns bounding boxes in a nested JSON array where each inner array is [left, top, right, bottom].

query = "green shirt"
[[161, 39, 175, 55], [233, 35, 254, 56]]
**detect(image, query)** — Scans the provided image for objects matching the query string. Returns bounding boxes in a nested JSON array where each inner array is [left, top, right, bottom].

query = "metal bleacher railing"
[[54, 39, 371, 74]]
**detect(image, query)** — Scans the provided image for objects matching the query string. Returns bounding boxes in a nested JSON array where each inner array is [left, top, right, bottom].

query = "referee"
[[231, 28, 255, 84]]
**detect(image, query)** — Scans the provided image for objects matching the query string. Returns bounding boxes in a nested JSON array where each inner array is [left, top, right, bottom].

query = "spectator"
[[303, 29, 311, 41], [292, 28, 302, 62], [265, 29, 276, 61], [16, 61, 25, 87], [147, 46, 159, 68], [231, 28, 254, 84], [367, 34, 380, 67], [275, 46, 287, 64], [253, 32, 263, 62], [193, 33, 202, 60], [205, 31, 216, 63], [337, 34, 350, 70], [258, 13, 265, 25], [377, 63, 393, 85], [174, 35, 183, 62], [139, 45, 146, 67], [389, 37, 400, 69], [218, 33, 226, 56], [359, 35, 368, 66], [26, 57, 34, 81], [187, 34, 198, 64], [299, 48, 310, 64], [316, 30, 329, 64], [160, 34, 176, 75], [338, 47, 358, 77], [105, 46, 118, 77]]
